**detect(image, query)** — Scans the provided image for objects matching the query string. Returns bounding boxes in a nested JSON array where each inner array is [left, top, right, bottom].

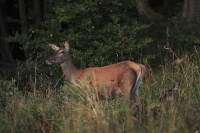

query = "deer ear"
[[48, 44, 60, 51], [173, 80, 180, 91], [64, 41, 70, 51]]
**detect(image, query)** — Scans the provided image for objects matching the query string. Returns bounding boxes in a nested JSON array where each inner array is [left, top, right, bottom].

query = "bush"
[[6, 0, 151, 69]]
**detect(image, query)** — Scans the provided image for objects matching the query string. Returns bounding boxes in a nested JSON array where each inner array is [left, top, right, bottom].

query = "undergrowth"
[[0, 48, 200, 133]]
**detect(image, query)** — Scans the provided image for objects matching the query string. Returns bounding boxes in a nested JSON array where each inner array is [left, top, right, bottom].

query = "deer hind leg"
[[122, 83, 142, 127], [133, 90, 142, 125], [119, 68, 142, 123]]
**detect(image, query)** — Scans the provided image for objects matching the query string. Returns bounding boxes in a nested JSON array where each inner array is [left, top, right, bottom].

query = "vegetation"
[[1, 0, 200, 132], [1, 48, 200, 132]]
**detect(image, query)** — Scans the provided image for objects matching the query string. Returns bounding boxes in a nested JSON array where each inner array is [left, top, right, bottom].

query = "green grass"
[[1, 53, 200, 133]]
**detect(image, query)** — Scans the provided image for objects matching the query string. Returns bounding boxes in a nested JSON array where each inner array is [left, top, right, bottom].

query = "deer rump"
[[77, 61, 144, 100]]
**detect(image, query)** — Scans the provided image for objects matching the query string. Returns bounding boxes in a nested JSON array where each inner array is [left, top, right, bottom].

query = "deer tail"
[[132, 67, 143, 99], [132, 67, 143, 126]]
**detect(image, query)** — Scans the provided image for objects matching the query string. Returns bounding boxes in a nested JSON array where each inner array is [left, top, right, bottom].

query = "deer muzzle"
[[46, 60, 53, 65]]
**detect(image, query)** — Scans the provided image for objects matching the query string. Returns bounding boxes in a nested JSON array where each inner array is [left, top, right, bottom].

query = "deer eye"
[[60, 51, 64, 54]]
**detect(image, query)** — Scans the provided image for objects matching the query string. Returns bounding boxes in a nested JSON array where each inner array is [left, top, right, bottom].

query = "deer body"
[[160, 80, 180, 107], [63, 60, 145, 100], [46, 41, 146, 122]]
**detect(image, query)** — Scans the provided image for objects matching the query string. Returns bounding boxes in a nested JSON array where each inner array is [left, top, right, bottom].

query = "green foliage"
[[6, 0, 151, 69], [3, 0, 200, 71], [2, 1, 200, 132], [0, 79, 18, 107], [52, 0, 149, 67], [168, 16, 200, 52]]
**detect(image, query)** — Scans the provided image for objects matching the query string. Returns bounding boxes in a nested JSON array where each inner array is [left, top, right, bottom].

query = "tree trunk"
[[135, 0, 164, 21], [43, 0, 49, 17], [33, 0, 42, 22], [182, 0, 200, 28], [0, 6, 15, 65], [18, 0, 29, 59]]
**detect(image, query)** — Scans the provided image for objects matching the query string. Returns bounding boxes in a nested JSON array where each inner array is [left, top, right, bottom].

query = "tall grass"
[[1, 49, 200, 133]]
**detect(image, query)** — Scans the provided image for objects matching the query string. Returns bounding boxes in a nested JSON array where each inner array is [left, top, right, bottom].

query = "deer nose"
[[46, 60, 53, 65]]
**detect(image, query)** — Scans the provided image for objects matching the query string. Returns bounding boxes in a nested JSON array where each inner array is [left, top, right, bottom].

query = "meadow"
[[0, 50, 200, 133]]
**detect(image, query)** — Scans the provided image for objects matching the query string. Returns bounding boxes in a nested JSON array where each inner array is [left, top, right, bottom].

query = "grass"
[[1, 52, 200, 133]]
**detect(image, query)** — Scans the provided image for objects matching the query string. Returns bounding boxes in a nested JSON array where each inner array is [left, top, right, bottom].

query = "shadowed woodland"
[[0, 0, 200, 132]]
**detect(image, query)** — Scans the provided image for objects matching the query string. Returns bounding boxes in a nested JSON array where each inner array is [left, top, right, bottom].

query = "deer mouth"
[[46, 60, 53, 65]]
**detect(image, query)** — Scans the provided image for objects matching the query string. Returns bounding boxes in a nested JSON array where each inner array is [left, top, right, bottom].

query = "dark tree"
[[182, 0, 200, 28], [0, 5, 15, 66]]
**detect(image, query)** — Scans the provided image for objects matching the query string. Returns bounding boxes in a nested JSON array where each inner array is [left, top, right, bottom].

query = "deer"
[[151, 80, 181, 120], [160, 80, 181, 108], [46, 41, 147, 123]]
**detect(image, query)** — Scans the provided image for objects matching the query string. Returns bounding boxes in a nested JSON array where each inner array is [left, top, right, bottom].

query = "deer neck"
[[60, 55, 80, 83]]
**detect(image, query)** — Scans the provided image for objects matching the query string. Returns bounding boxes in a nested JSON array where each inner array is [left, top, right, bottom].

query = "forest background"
[[0, 0, 200, 132]]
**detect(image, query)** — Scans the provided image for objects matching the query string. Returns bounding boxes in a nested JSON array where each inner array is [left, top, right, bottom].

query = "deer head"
[[46, 41, 70, 65]]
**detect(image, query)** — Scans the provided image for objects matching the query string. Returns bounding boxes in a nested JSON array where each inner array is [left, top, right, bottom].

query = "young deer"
[[46, 41, 146, 123], [160, 80, 181, 108]]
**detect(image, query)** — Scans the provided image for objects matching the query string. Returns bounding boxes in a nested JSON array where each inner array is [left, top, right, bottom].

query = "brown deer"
[[46, 41, 146, 122], [160, 80, 181, 108]]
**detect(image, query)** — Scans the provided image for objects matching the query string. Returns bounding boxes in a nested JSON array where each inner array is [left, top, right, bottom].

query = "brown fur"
[[46, 41, 147, 122], [75, 61, 145, 100]]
